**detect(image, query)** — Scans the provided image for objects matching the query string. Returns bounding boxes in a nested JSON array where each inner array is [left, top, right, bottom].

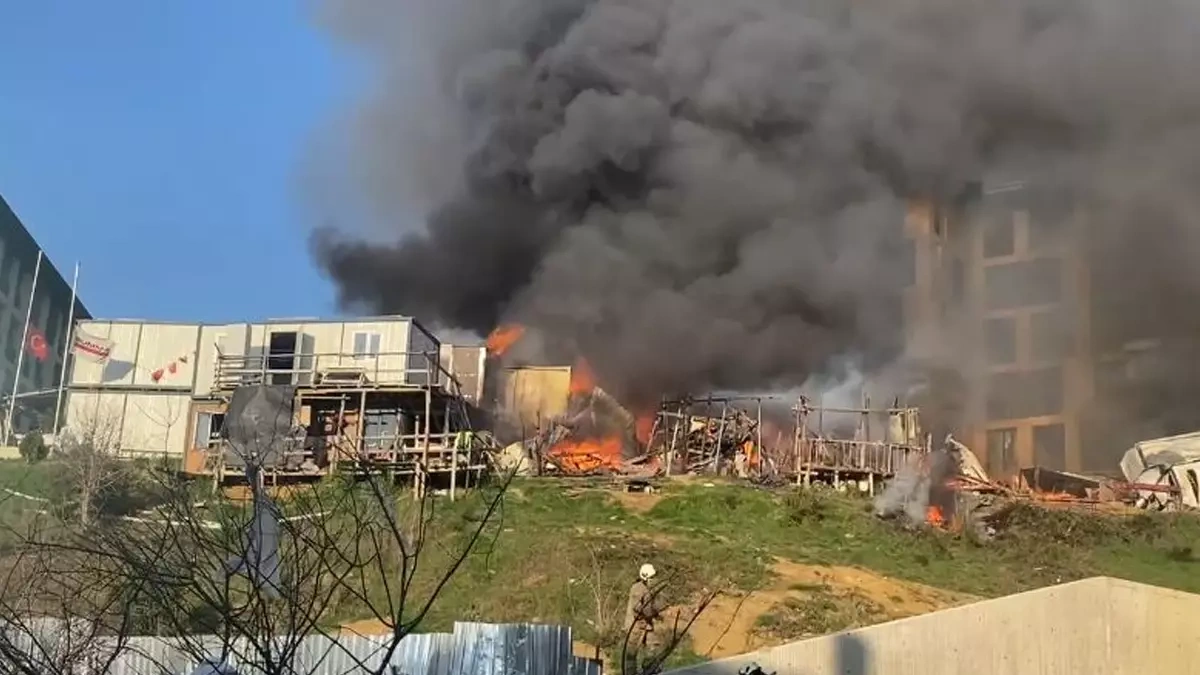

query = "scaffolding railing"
[[792, 396, 930, 482], [214, 350, 456, 392], [202, 349, 491, 499]]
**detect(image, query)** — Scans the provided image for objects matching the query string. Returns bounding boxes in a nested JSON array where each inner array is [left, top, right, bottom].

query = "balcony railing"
[[214, 350, 463, 393]]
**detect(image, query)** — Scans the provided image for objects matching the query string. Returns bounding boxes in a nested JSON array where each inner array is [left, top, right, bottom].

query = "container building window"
[[1033, 424, 1066, 470], [985, 317, 1017, 365], [193, 412, 225, 449], [353, 332, 382, 359]]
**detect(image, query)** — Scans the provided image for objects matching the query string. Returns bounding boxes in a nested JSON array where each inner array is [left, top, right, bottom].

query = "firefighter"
[[624, 563, 663, 672]]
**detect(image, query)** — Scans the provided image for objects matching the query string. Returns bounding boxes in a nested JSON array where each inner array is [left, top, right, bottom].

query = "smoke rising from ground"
[[309, 0, 1200, 404]]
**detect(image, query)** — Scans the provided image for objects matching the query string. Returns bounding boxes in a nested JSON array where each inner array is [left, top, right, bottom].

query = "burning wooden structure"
[[523, 380, 648, 475], [645, 395, 771, 476]]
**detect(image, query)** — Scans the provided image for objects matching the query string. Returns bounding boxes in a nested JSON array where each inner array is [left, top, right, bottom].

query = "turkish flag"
[[27, 329, 49, 362]]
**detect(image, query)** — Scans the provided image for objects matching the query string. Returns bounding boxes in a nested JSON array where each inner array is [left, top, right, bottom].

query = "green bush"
[[784, 487, 832, 525], [18, 431, 48, 464]]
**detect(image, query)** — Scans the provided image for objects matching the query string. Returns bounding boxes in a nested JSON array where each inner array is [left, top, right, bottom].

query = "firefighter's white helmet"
[[639, 564, 657, 581]]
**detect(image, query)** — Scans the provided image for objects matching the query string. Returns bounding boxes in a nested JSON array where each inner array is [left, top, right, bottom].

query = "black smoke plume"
[[309, 0, 1200, 416]]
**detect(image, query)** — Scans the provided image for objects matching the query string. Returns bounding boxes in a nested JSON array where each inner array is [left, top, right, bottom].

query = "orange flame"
[[926, 505, 945, 527], [486, 324, 525, 356], [569, 358, 597, 394], [742, 440, 761, 468], [635, 412, 656, 446], [549, 436, 624, 473]]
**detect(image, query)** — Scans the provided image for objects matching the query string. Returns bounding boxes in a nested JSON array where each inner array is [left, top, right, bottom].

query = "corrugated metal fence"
[[2, 619, 603, 675]]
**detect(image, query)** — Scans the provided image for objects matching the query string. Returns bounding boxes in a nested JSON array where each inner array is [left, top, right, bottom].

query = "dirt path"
[[686, 559, 977, 659]]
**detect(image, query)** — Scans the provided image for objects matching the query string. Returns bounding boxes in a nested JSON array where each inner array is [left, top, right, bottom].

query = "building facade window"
[[1033, 423, 1066, 470], [983, 212, 1016, 258], [985, 257, 1063, 310], [1024, 366, 1064, 417], [987, 372, 1023, 419], [1027, 196, 1071, 253], [1030, 311, 1069, 363], [987, 366, 1064, 419], [987, 427, 1017, 476], [985, 317, 1017, 365], [1025, 257, 1063, 306], [950, 259, 965, 305]]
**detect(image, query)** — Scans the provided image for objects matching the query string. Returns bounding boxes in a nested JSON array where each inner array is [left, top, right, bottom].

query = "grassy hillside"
[[3, 459, 1199, 668], [380, 476, 1200, 666]]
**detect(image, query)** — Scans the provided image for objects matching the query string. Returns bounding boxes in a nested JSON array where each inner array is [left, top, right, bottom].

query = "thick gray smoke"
[[309, 0, 1200, 405]]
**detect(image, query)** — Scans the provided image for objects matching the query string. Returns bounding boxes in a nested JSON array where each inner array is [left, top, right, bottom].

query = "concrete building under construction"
[[902, 178, 1200, 477]]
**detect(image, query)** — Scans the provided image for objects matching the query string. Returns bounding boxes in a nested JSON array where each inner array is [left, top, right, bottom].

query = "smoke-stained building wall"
[[902, 179, 1200, 477], [0, 194, 90, 433]]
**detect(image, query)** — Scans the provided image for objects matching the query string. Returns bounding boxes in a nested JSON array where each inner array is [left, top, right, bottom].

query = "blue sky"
[[0, 2, 354, 322]]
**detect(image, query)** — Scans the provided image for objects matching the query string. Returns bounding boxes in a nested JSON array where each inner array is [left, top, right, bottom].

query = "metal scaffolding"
[[198, 349, 492, 499]]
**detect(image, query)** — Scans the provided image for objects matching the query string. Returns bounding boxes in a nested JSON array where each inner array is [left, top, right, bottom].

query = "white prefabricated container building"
[[64, 316, 442, 459]]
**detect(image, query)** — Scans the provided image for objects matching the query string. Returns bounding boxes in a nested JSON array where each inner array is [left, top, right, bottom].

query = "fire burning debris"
[[486, 324, 526, 357], [646, 399, 769, 476], [874, 437, 997, 532]]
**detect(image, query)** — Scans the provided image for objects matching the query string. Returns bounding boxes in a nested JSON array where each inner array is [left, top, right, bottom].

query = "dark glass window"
[[1033, 424, 1066, 470]]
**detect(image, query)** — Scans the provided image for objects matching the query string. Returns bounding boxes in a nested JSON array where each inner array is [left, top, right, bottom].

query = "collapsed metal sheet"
[[221, 385, 298, 468]]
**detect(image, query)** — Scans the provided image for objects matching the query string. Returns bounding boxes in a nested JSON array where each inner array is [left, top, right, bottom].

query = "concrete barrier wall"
[[1107, 578, 1200, 675], [667, 577, 1200, 675]]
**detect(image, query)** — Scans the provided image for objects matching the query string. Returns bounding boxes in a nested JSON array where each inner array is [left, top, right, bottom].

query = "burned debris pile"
[[645, 396, 769, 477]]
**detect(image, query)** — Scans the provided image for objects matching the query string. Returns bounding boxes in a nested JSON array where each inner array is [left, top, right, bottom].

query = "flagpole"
[[6, 251, 43, 445], [51, 262, 79, 438]]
